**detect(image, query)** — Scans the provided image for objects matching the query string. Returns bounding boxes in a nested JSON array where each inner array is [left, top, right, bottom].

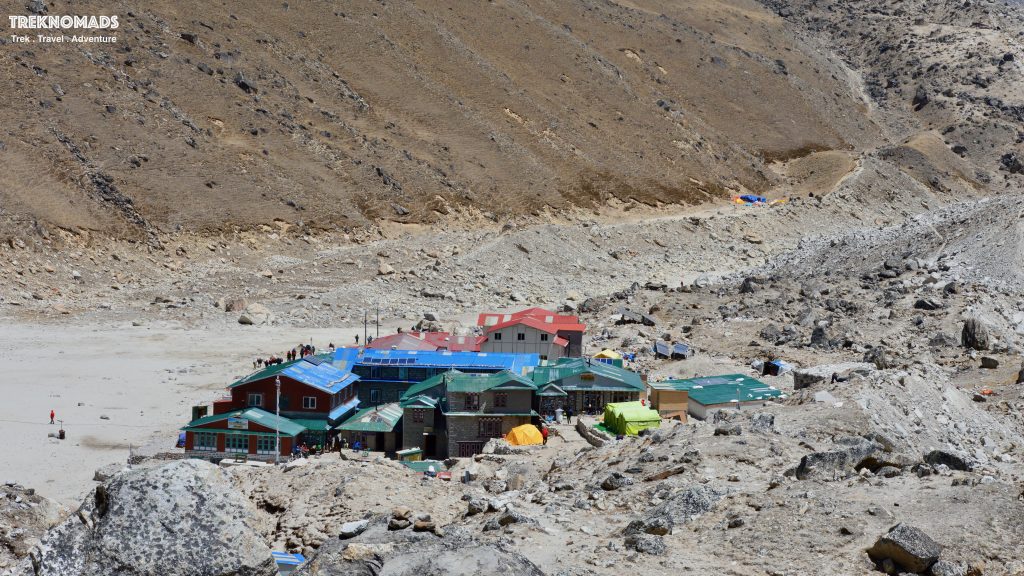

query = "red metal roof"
[[411, 331, 485, 352], [478, 307, 585, 333], [553, 336, 569, 347], [366, 331, 485, 352], [485, 315, 586, 335]]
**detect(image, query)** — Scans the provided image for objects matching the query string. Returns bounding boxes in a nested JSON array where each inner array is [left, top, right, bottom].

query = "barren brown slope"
[[0, 0, 879, 240]]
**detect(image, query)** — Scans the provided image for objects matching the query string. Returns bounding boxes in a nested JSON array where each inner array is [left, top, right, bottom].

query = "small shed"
[[660, 374, 784, 420], [593, 349, 624, 367], [646, 381, 690, 422]]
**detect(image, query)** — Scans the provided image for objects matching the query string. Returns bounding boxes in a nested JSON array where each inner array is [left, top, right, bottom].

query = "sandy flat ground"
[[0, 319, 405, 505]]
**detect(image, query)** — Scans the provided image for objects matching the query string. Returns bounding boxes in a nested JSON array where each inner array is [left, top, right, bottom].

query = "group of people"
[[253, 356, 285, 369], [253, 342, 338, 369], [291, 442, 322, 458]]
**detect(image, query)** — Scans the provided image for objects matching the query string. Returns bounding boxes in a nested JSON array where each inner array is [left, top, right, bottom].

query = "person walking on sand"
[[49, 410, 55, 425], [541, 424, 549, 445]]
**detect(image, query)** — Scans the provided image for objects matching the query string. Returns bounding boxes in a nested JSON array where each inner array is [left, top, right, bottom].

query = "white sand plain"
[[0, 320, 394, 505]]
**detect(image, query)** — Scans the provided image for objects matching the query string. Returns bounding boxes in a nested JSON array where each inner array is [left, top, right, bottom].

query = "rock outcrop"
[[20, 460, 276, 576]]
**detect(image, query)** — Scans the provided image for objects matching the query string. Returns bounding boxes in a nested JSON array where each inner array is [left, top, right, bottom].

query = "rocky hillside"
[[6, 0, 1022, 244]]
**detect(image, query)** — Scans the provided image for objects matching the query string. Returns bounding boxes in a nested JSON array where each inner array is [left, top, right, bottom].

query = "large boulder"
[[795, 437, 882, 480], [961, 317, 991, 351], [623, 485, 722, 536], [924, 449, 974, 472], [238, 303, 272, 326], [866, 523, 942, 573], [0, 483, 63, 573], [21, 460, 276, 576]]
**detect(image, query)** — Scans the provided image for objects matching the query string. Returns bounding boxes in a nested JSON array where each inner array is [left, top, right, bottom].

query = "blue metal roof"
[[328, 396, 361, 421], [332, 347, 540, 375], [272, 551, 306, 566], [230, 358, 359, 395]]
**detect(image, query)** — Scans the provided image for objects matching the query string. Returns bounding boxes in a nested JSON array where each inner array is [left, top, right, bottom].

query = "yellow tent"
[[594, 349, 622, 360], [505, 424, 543, 446]]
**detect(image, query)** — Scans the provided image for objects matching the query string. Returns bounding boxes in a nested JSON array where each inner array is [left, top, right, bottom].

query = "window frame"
[[256, 436, 277, 455], [247, 392, 263, 407], [493, 332, 502, 341], [225, 434, 249, 453], [464, 393, 480, 411], [493, 392, 508, 408], [540, 333, 549, 342], [193, 432, 217, 451], [478, 417, 502, 438], [411, 409, 424, 424], [302, 396, 317, 409], [516, 332, 525, 341]]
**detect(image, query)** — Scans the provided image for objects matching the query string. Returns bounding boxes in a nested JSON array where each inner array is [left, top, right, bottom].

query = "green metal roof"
[[445, 370, 536, 393], [290, 418, 331, 432], [536, 382, 568, 397], [181, 407, 307, 436], [656, 374, 784, 406], [400, 369, 536, 400], [336, 402, 404, 432], [400, 394, 439, 409], [531, 358, 643, 390]]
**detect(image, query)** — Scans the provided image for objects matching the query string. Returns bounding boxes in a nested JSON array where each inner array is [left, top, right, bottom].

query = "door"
[[424, 434, 437, 459], [583, 391, 603, 415]]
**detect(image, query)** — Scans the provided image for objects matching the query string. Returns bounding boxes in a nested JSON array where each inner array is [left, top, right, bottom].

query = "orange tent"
[[505, 424, 543, 446]]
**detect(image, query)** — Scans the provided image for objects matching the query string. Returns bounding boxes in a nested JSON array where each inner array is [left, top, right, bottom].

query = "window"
[[247, 393, 263, 407], [370, 389, 380, 403], [493, 333, 502, 341], [478, 417, 502, 438], [412, 409, 424, 423], [612, 391, 633, 403], [517, 333, 525, 341], [193, 432, 217, 451], [280, 395, 290, 409], [494, 392, 508, 408], [302, 396, 317, 409], [464, 393, 480, 411], [225, 434, 248, 453], [541, 333, 549, 342], [256, 436, 277, 455]]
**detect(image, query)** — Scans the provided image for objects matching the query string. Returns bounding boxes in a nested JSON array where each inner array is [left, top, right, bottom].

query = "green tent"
[[602, 401, 661, 436]]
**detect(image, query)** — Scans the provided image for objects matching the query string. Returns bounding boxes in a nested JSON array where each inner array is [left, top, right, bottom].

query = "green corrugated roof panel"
[[290, 418, 331, 432], [531, 358, 643, 390], [181, 407, 307, 436], [536, 382, 568, 397], [336, 402, 404, 432], [400, 394, 439, 409], [656, 374, 783, 405], [445, 370, 536, 393]]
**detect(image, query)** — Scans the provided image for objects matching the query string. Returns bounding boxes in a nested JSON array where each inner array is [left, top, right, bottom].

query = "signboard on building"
[[227, 417, 249, 430]]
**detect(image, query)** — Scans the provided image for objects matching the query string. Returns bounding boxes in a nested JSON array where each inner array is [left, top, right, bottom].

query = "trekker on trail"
[[541, 425, 549, 445], [50, 410, 55, 424], [566, 407, 573, 424]]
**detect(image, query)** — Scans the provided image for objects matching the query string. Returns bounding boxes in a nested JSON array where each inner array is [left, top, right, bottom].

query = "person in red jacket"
[[540, 425, 549, 445]]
